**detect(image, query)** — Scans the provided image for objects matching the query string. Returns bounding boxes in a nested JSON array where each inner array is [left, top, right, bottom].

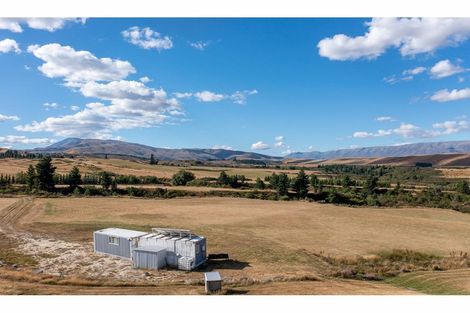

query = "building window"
[[108, 236, 119, 245]]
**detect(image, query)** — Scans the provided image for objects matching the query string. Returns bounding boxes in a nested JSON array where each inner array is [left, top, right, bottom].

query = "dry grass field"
[[1, 196, 470, 294], [0, 157, 318, 179]]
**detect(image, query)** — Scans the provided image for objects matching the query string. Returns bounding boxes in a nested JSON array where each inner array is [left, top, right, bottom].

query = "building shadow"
[[196, 259, 251, 271]]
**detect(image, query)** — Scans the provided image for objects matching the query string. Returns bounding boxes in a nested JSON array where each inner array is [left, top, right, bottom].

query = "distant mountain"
[[31, 138, 281, 161], [287, 141, 470, 160]]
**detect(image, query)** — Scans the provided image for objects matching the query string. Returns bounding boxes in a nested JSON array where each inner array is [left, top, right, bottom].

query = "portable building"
[[204, 272, 222, 294], [138, 228, 207, 270], [132, 246, 167, 270], [93, 228, 148, 259]]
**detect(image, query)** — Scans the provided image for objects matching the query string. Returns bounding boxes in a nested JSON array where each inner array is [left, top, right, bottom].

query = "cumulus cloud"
[[430, 59, 465, 79], [173, 92, 193, 99], [0, 114, 20, 122], [212, 144, 233, 150], [274, 135, 286, 148], [251, 141, 270, 150], [194, 91, 225, 102], [0, 135, 55, 145], [0, 18, 86, 33], [122, 26, 173, 51], [28, 43, 135, 86], [431, 88, 470, 102], [432, 120, 470, 135], [318, 18, 470, 61], [139, 76, 151, 83], [189, 41, 210, 51], [0, 38, 20, 54], [70, 105, 80, 111]]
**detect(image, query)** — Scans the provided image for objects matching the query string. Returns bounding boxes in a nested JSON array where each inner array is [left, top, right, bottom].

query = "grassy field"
[[0, 157, 319, 179], [2, 196, 470, 294], [23, 197, 470, 256]]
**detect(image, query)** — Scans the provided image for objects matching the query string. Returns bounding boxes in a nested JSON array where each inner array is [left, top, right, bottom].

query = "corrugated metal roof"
[[204, 272, 222, 281], [94, 228, 148, 239]]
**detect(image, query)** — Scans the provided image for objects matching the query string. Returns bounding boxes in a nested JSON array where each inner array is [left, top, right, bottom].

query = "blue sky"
[[0, 18, 469, 155]]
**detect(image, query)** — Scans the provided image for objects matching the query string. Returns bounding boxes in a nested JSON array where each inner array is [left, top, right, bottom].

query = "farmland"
[[0, 196, 469, 294]]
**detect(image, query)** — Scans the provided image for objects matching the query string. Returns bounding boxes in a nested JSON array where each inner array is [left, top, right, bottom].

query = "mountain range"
[[28, 138, 470, 161]]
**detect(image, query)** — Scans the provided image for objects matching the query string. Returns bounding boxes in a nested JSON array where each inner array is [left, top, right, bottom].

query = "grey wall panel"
[[93, 232, 132, 259]]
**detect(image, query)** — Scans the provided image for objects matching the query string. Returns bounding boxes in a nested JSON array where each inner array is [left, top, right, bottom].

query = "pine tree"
[[100, 171, 113, 190], [35, 156, 56, 191], [293, 169, 309, 198], [69, 166, 82, 190], [149, 154, 156, 165], [26, 164, 37, 191]]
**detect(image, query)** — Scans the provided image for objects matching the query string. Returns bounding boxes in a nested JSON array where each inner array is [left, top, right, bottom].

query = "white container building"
[[93, 227, 206, 271]]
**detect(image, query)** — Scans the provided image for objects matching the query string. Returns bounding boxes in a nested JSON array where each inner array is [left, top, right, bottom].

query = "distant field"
[[23, 197, 470, 257], [0, 157, 319, 179]]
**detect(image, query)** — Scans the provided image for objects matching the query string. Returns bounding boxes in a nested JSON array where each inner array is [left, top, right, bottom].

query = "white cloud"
[[275, 135, 284, 142], [0, 114, 20, 122], [173, 92, 193, 99], [318, 18, 470, 61], [353, 123, 434, 139], [0, 38, 20, 54], [28, 43, 135, 86], [403, 66, 426, 75], [281, 149, 293, 155], [43, 102, 58, 110], [430, 59, 465, 79], [122, 26, 173, 51], [139, 76, 151, 83], [0, 135, 55, 145], [308, 145, 315, 150], [432, 120, 470, 135], [251, 141, 270, 150], [274, 141, 285, 148], [0, 18, 85, 33], [212, 144, 233, 150], [431, 88, 470, 102], [230, 89, 258, 105], [376, 116, 395, 122], [70, 105, 80, 111], [189, 41, 210, 51], [16, 80, 182, 138], [458, 77, 465, 83], [194, 91, 225, 102]]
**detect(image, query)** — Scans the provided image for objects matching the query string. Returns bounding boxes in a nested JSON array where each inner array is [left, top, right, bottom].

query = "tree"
[[363, 175, 378, 194], [292, 170, 309, 198], [254, 177, 265, 189], [171, 170, 195, 186], [35, 156, 56, 191], [271, 173, 289, 196], [26, 164, 36, 191], [149, 154, 156, 165], [341, 175, 351, 188], [217, 171, 230, 186], [68, 166, 82, 190], [100, 171, 113, 190], [456, 180, 470, 195]]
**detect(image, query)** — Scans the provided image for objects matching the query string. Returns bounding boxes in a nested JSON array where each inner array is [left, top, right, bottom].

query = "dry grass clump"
[[317, 249, 470, 281]]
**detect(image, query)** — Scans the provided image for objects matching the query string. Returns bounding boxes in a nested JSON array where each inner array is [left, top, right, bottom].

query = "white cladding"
[[93, 228, 206, 271]]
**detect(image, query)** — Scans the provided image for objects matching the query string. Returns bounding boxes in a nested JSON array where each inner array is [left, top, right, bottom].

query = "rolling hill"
[[30, 138, 281, 161]]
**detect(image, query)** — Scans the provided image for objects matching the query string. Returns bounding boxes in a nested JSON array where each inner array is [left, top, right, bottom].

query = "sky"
[[0, 18, 470, 155]]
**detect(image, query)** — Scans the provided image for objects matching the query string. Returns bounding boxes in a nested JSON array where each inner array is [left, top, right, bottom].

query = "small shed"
[[132, 246, 167, 270], [93, 228, 148, 259], [204, 272, 222, 294]]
